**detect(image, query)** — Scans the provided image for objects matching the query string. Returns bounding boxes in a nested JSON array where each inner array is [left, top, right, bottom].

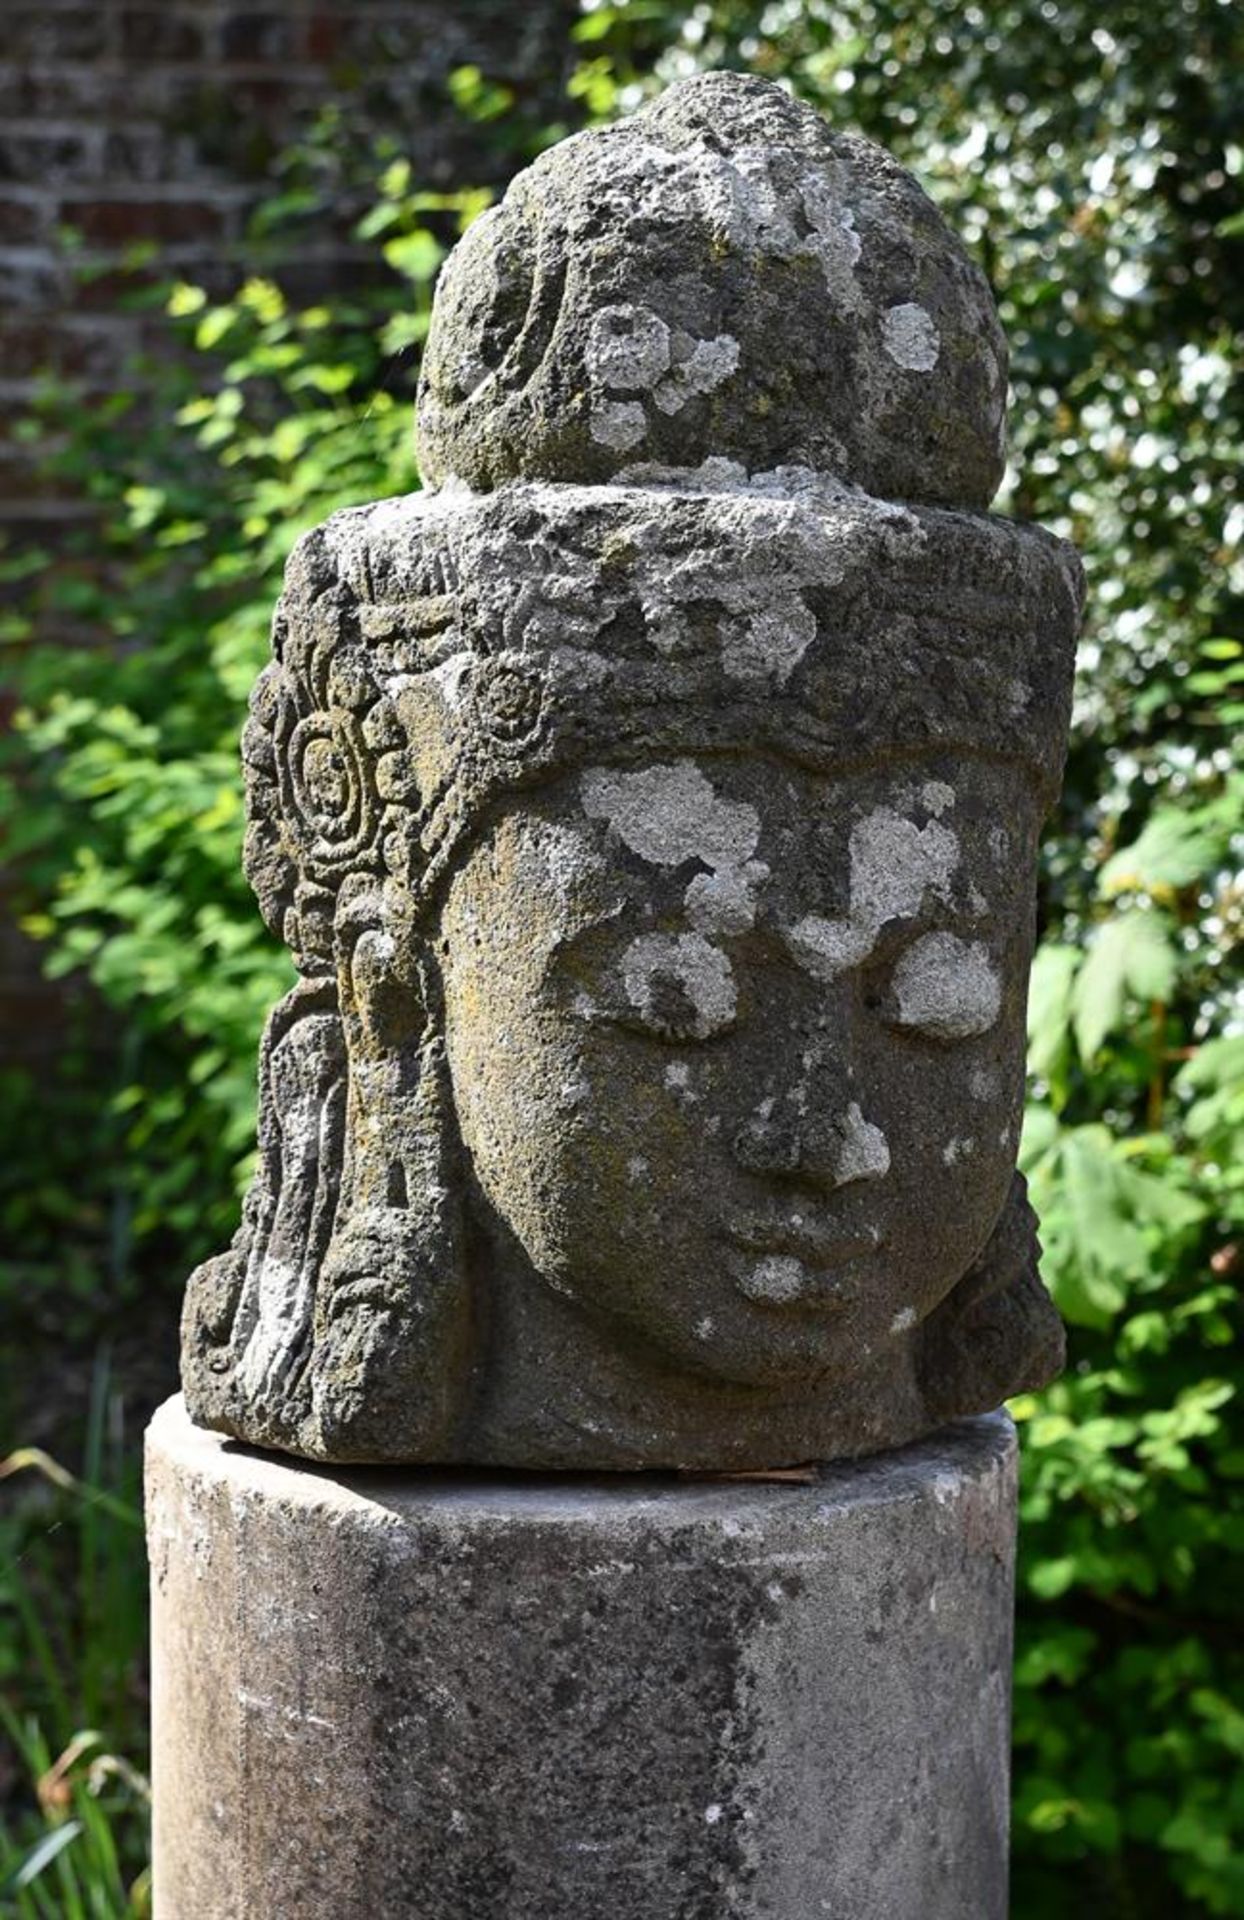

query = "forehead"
[[571, 753, 1033, 887], [444, 753, 1036, 937]]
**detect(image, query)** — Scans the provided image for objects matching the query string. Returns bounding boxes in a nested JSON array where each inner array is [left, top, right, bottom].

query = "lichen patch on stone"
[[588, 304, 672, 392], [621, 931, 737, 1039], [892, 933, 1002, 1040], [721, 598, 817, 685], [787, 805, 961, 982], [834, 1103, 891, 1184], [969, 1064, 999, 1102], [787, 914, 869, 980], [590, 399, 648, 451], [651, 333, 741, 415], [582, 760, 760, 873], [738, 1255, 809, 1304], [881, 303, 941, 373], [684, 859, 769, 936], [849, 809, 960, 930]]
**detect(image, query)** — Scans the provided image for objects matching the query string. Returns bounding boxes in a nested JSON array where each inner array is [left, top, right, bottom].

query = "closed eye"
[[566, 930, 739, 1044]]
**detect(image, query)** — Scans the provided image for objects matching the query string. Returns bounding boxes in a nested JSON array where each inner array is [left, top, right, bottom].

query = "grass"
[[0, 1354, 151, 1917]]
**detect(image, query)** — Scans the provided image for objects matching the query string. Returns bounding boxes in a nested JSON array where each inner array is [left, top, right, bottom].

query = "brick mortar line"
[[0, 240, 385, 259], [4, 0, 459, 9], [0, 499, 101, 518], [0, 60, 438, 82], [0, 119, 112, 133], [2, 311, 152, 330], [0, 0, 462, 11], [55, 185, 261, 205]]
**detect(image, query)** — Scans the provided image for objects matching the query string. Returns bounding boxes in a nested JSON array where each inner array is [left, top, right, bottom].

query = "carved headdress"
[[243, 474, 1080, 970]]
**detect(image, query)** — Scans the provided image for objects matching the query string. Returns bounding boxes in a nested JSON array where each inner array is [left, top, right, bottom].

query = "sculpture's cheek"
[[890, 934, 1002, 1041]]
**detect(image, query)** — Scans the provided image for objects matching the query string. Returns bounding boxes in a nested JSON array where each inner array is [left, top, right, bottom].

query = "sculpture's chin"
[[571, 1287, 868, 1398], [916, 1171, 1065, 1425]]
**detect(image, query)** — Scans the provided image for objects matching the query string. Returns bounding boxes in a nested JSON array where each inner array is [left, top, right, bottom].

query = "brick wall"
[[0, 0, 578, 1056], [0, 0, 577, 537]]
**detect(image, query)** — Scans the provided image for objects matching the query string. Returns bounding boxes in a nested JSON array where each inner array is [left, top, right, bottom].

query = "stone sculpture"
[[181, 70, 1082, 1468]]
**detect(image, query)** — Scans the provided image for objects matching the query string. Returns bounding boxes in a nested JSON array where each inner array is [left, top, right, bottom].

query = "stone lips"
[[240, 471, 1082, 963], [417, 71, 1008, 507]]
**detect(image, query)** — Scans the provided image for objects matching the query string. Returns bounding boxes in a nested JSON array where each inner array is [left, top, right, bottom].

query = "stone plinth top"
[[417, 70, 1008, 505], [149, 1390, 1016, 1525]]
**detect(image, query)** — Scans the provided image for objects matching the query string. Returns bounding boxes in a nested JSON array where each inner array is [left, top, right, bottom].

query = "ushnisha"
[[182, 73, 1081, 1468]]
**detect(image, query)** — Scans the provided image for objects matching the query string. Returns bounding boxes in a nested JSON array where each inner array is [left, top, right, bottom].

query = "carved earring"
[[183, 907, 474, 1460], [915, 1171, 1066, 1426], [304, 909, 473, 1460]]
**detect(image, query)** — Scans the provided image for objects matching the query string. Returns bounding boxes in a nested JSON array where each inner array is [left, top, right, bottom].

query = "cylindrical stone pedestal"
[[146, 1396, 1017, 1920]]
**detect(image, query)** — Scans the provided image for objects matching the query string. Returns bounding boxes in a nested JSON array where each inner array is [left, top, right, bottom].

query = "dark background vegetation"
[[2, 2, 1242, 1912]]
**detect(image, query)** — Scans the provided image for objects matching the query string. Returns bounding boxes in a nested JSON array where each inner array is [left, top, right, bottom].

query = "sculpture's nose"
[[732, 1084, 890, 1190]]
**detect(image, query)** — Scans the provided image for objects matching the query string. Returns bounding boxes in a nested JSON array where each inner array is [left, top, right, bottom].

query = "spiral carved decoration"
[[279, 707, 380, 882]]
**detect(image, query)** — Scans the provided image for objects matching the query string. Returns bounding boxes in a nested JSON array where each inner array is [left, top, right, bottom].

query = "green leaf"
[[1056, 1129, 1139, 1322], [166, 282, 206, 318], [382, 230, 445, 285], [446, 64, 516, 123], [1019, 1101, 1060, 1169], [1072, 913, 1177, 1061], [572, 7, 623, 42], [1100, 811, 1220, 896], [1027, 942, 1080, 1091], [194, 307, 238, 352], [0, 1821, 84, 1894], [1028, 1556, 1078, 1599]]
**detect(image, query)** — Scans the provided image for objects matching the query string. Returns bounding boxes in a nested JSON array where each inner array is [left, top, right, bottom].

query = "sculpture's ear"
[[277, 895, 470, 1458], [915, 1171, 1065, 1426], [306, 1024, 472, 1460]]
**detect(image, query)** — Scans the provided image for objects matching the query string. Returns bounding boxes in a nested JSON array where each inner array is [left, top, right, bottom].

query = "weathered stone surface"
[[181, 73, 1081, 1469], [148, 1393, 1018, 1919], [417, 71, 1009, 505]]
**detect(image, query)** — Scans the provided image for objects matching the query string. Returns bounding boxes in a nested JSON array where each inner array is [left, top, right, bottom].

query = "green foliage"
[[1, 142, 491, 1309], [1, 4, 1242, 1915], [0, 1720, 151, 1919], [0, 1364, 151, 1915]]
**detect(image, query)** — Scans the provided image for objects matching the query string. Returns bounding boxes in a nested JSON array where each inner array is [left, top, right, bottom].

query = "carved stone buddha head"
[[182, 74, 1080, 1468]]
